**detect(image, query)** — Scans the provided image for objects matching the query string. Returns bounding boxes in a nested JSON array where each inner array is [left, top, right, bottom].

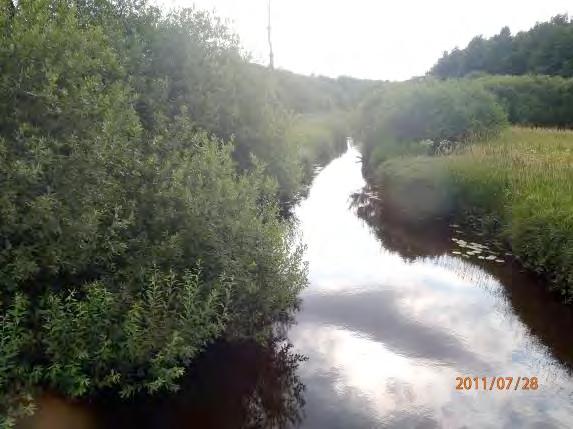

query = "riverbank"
[[367, 127, 573, 301], [14, 145, 573, 428]]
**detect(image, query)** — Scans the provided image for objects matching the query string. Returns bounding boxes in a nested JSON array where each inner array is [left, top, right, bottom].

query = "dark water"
[[22, 146, 573, 429]]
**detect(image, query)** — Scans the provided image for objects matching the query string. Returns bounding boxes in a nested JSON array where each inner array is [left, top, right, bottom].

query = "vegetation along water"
[[0, 0, 366, 424], [1, 1, 573, 427], [358, 80, 573, 302]]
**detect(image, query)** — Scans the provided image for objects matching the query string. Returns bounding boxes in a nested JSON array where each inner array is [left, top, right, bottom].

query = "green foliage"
[[130, 10, 303, 201], [0, 294, 35, 429], [0, 0, 311, 425], [474, 75, 573, 128], [358, 79, 508, 170], [371, 128, 573, 300], [268, 68, 377, 115], [0, 120, 307, 416], [431, 15, 573, 78], [375, 156, 455, 221], [0, 269, 228, 422], [285, 112, 349, 181], [0, 0, 142, 294], [38, 268, 228, 397]]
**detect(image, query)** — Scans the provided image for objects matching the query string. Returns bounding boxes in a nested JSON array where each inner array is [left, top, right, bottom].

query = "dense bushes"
[[104, 3, 304, 202], [0, 124, 306, 424], [358, 80, 508, 171], [475, 75, 573, 128], [2, 269, 227, 401], [0, 0, 310, 425], [270, 69, 378, 115], [368, 75, 573, 132]]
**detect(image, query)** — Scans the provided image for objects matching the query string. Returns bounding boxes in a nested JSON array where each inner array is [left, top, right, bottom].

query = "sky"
[[157, 0, 571, 81]]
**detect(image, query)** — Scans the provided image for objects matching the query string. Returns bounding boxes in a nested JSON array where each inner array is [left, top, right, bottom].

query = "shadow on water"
[[350, 185, 573, 371], [350, 187, 453, 260], [19, 337, 306, 429]]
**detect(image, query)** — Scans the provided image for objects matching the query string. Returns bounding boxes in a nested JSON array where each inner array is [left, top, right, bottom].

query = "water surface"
[[289, 145, 573, 428]]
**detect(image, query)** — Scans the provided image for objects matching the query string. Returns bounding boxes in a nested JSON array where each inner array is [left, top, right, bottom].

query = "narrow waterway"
[[289, 145, 573, 428], [20, 145, 573, 429]]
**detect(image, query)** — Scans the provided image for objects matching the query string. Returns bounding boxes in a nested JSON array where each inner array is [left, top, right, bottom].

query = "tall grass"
[[378, 127, 573, 300]]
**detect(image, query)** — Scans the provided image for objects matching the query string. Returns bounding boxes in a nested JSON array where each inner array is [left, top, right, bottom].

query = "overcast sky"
[[157, 0, 571, 81]]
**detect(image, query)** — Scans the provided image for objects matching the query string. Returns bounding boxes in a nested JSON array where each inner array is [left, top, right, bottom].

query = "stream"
[[288, 144, 573, 428], [21, 145, 573, 429]]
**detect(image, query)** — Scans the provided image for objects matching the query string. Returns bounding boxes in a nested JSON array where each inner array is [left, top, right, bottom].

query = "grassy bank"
[[374, 127, 573, 300]]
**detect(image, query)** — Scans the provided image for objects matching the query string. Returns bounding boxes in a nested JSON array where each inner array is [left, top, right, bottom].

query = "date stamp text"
[[455, 376, 539, 391]]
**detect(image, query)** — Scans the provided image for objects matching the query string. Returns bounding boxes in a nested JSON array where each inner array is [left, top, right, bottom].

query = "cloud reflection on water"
[[291, 146, 573, 428]]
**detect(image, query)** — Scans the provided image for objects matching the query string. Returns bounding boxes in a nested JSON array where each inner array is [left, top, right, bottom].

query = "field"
[[377, 127, 573, 299]]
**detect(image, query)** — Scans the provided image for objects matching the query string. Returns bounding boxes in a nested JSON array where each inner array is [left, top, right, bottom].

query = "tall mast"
[[267, 0, 274, 69]]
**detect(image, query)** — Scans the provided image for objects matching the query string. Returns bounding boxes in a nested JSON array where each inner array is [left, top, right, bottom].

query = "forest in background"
[[431, 14, 573, 78]]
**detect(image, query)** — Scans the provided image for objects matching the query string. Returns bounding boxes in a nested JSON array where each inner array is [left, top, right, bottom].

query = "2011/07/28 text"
[[455, 376, 538, 391]]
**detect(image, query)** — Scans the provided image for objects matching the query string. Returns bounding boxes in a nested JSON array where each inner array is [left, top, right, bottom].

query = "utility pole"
[[267, 0, 274, 69]]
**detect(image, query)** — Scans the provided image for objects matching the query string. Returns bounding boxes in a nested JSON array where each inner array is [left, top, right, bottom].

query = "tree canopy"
[[431, 14, 573, 78]]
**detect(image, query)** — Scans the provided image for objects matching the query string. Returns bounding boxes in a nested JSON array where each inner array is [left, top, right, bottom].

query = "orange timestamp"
[[455, 376, 539, 391]]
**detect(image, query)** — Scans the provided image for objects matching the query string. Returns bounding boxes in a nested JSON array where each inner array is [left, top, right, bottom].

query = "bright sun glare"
[[160, 0, 571, 80]]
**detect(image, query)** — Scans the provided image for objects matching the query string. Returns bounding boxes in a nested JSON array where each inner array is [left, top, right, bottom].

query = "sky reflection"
[[291, 147, 573, 428]]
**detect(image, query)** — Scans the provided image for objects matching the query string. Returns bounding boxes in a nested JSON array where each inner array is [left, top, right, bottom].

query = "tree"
[[430, 15, 573, 78]]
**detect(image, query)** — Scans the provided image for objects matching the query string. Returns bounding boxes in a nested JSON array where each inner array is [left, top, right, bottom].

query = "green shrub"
[[0, 269, 227, 424], [376, 156, 454, 221], [358, 79, 508, 171], [0, 126, 307, 421], [476, 75, 573, 128], [0, 1, 308, 424]]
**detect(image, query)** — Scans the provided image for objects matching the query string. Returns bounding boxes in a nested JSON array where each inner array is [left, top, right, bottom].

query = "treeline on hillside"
[[266, 67, 376, 182], [431, 14, 573, 78], [269, 68, 378, 114], [0, 0, 359, 425]]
